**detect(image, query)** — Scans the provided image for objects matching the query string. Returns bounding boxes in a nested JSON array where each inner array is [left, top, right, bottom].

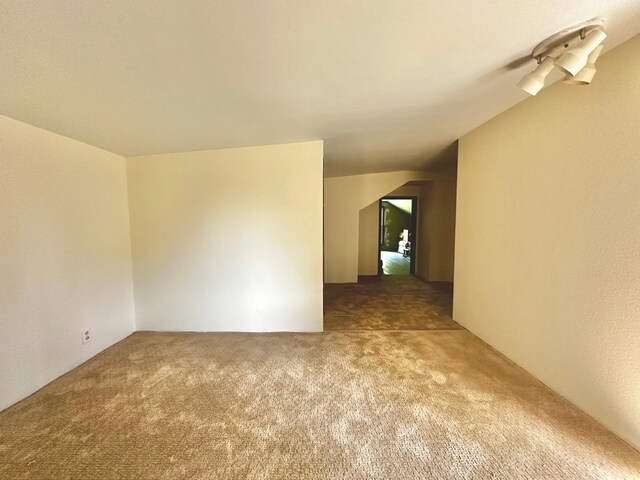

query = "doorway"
[[378, 196, 417, 275]]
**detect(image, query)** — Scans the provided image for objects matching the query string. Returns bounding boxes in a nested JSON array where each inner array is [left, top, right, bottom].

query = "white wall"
[[454, 35, 640, 449], [0, 114, 135, 411], [325, 171, 449, 283], [127, 141, 323, 332]]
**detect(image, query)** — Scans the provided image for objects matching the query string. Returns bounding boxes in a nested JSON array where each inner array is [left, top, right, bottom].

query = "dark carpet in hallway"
[[324, 275, 460, 331]]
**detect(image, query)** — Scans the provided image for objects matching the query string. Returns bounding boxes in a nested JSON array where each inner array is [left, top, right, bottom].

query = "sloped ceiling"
[[1, 1, 639, 176], [385, 199, 412, 215]]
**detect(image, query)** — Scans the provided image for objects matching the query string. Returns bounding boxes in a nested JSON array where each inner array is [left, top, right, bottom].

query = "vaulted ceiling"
[[1, 1, 639, 176]]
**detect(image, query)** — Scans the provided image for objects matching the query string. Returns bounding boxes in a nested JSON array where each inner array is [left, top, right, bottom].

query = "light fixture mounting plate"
[[532, 17, 604, 59]]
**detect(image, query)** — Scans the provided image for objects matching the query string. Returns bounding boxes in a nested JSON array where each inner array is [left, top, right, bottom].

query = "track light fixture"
[[555, 29, 607, 76], [516, 57, 556, 96], [517, 18, 606, 96], [563, 45, 603, 85]]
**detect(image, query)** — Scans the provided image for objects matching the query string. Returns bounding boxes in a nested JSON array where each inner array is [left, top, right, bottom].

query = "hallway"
[[324, 275, 459, 331]]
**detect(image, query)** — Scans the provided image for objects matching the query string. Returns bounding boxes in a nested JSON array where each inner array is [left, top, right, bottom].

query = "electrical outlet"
[[82, 328, 92, 344]]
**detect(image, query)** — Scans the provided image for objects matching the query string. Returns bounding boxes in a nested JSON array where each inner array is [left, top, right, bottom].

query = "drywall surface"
[[127, 141, 323, 332], [418, 181, 456, 282], [0, 114, 135, 411], [455, 35, 640, 448], [325, 171, 447, 283], [358, 202, 380, 276]]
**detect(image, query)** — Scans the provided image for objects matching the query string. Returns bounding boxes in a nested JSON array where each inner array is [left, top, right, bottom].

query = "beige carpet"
[[324, 275, 461, 331], [1, 330, 638, 479]]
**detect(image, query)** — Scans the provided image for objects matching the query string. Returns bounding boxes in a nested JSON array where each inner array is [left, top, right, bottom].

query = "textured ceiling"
[[1, 1, 639, 176]]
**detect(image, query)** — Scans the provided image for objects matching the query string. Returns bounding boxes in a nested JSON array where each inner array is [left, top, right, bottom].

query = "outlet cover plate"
[[82, 328, 92, 344]]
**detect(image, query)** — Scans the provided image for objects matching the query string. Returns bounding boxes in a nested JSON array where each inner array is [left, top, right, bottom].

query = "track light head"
[[517, 19, 606, 94], [517, 56, 556, 96], [556, 29, 607, 76], [563, 45, 603, 85]]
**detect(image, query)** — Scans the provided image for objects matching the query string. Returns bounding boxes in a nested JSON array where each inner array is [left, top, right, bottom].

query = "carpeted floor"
[[380, 250, 410, 275], [1, 330, 639, 479], [324, 275, 460, 331]]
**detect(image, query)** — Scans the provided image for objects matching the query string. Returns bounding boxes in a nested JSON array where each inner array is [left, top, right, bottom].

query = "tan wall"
[[454, 35, 640, 448], [325, 171, 447, 283], [127, 141, 323, 332], [358, 202, 380, 276], [418, 181, 456, 282], [0, 114, 136, 411]]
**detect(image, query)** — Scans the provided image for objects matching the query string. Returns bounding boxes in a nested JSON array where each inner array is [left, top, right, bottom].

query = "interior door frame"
[[377, 196, 418, 275]]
